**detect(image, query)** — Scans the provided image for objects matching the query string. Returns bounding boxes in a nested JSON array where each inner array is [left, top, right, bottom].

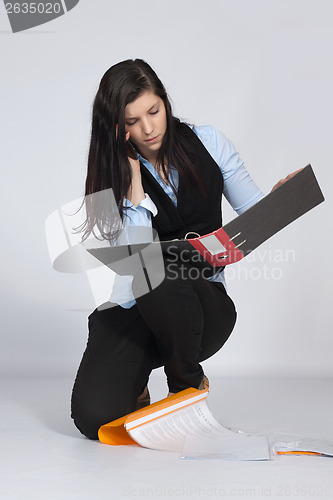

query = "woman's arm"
[[193, 125, 265, 214], [109, 155, 158, 308], [126, 156, 145, 207], [115, 167, 157, 247], [114, 139, 158, 246], [194, 125, 302, 210]]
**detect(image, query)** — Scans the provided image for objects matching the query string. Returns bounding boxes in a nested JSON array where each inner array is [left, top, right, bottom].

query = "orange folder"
[[98, 388, 207, 446]]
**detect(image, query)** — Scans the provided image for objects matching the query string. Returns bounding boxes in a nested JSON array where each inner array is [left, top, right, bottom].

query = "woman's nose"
[[142, 118, 153, 135]]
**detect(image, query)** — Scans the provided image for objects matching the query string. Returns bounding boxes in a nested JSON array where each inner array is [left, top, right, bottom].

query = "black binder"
[[87, 165, 324, 275]]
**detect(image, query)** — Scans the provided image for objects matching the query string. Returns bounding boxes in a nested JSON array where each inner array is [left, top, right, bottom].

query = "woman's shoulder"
[[189, 124, 231, 165], [191, 124, 227, 144], [175, 120, 235, 167]]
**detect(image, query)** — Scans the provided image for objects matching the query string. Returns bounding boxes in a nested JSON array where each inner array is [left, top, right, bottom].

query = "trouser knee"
[[72, 416, 100, 440], [71, 404, 126, 441]]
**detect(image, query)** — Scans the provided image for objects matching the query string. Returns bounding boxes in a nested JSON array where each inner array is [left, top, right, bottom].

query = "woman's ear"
[[116, 124, 130, 142]]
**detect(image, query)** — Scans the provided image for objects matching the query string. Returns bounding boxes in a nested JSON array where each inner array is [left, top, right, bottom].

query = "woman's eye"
[[150, 109, 159, 115], [126, 120, 137, 126]]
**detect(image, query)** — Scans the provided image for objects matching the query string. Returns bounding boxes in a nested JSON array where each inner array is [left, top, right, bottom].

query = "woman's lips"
[[145, 135, 159, 143]]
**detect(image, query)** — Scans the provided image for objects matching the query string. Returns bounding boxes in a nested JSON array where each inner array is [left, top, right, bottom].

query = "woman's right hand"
[[125, 132, 145, 206], [126, 132, 141, 176]]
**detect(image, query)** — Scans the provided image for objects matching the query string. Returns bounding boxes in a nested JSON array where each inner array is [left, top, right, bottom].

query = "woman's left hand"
[[271, 168, 303, 192]]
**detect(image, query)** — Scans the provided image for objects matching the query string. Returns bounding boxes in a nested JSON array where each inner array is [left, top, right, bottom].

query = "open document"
[[98, 388, 333, 460], [99, 389, 271, 460]]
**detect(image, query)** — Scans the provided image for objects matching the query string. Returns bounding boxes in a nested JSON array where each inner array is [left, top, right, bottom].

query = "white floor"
[[1, 376, 333, 500]]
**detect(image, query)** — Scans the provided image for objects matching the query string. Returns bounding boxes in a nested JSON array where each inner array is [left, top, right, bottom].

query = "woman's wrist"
[[127, 172, 145, 207]]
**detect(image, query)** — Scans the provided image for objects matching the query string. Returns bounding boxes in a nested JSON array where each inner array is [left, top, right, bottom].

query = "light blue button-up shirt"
[[109, 125, 265, 308]]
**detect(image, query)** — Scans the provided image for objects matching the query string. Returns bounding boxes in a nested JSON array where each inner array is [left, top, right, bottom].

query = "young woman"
[[71, 59, 295, 440]]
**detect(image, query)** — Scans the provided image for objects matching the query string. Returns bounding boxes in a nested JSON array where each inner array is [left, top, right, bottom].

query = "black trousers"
[[71, 263, 237, 440]]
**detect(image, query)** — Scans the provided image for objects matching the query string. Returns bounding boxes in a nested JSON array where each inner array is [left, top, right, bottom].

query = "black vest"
[[140, 121, 224, 242]]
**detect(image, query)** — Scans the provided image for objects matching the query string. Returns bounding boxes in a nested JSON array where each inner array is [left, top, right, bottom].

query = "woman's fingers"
[[271, 168, 303, 192], [115, 124, 130, 142], [116, 126, 138, 164]]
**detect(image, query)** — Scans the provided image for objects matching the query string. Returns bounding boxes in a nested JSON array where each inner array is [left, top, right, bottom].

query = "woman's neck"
[[144, 151, 159, 167], [146, 154, 169, 185]]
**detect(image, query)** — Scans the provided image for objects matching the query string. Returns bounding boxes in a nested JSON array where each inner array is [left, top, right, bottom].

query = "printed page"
[[126, 399, 235, 452]]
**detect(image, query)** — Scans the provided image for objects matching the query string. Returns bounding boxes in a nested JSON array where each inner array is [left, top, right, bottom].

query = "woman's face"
[[124, 90, 167, 163]]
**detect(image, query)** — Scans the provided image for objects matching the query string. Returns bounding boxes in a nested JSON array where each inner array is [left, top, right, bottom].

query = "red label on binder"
[[189, 227, 245, 267]]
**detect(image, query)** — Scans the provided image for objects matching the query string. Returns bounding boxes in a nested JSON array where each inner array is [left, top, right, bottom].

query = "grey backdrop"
[[1, 0, 332, 378]]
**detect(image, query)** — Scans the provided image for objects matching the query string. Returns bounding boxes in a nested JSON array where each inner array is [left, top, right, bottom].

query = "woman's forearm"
[[127, 170, 145, 206], [126, 157, 145, 207]]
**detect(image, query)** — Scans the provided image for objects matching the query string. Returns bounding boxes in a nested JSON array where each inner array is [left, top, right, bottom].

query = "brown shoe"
[[198, 374, 209, 391], [167, 375, 209, 397], [136, 386, 150, 410]]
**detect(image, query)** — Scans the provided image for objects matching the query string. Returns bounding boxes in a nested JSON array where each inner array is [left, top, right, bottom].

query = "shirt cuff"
[[124, 194, 158, 217], [109, 274, 135, 305], [235, 191, 266, 215]]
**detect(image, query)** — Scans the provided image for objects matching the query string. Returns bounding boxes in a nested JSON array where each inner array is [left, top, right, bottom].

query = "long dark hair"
[[80, 58, 204, 241]]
